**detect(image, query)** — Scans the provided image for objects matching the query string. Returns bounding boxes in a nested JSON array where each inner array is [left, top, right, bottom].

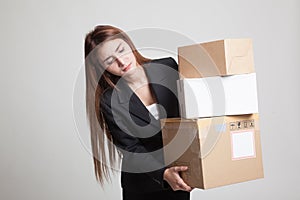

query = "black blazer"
[[100, 57, 180, 193]]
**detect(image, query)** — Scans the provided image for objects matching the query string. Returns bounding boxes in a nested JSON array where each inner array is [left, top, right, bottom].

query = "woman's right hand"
[[163, 166, 193, 192]]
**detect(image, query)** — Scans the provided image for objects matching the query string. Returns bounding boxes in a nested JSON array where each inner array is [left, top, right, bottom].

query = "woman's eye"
[[118, 47, 125, 53], [106, 58, 115, 66]]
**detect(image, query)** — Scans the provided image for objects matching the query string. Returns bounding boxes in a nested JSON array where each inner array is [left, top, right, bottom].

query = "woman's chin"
[[122, 66, 137, 77]]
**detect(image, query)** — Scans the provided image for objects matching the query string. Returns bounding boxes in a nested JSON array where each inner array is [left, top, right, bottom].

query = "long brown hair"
[[84, 25, 151, 185]]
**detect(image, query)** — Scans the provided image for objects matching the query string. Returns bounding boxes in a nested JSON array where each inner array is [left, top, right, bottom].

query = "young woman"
[[84, 25, 192, 200]]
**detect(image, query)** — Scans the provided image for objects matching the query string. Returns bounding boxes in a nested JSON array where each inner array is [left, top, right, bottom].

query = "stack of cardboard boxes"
[[161, 39, 264, 189]]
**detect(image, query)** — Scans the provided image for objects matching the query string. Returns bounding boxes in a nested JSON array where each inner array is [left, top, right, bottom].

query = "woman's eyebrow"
[[103, 42, 122, 62]]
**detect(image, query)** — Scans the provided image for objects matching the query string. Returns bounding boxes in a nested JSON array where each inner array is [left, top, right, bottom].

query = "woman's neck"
[[123, 66, 149, 91], [123, 65, 157, 106]]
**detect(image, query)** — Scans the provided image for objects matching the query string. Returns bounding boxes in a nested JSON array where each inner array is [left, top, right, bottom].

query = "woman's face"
[[97, 38, 138, 77]]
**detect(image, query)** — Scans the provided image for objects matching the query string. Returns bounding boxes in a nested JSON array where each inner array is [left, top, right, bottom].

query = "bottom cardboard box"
[[161, 113, 264, 189]]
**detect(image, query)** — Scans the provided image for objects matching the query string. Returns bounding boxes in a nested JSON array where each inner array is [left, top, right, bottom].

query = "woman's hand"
[[163, 166, 193, 192]]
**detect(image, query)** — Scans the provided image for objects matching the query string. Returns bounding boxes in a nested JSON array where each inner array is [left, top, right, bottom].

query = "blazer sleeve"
[[100, 91, 169, 188]]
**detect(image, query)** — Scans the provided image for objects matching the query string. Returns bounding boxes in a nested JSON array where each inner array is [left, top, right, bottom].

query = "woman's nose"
[[116, 56, 125, 66]]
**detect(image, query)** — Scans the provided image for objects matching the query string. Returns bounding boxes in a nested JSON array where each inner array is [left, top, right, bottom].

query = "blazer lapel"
[[115, 78, 152, 124], [143, 61, 179, 118], [143, 62, 168, 104]]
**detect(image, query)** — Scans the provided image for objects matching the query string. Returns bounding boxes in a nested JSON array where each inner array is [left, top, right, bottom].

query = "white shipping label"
[[231, 130, 256, 160]]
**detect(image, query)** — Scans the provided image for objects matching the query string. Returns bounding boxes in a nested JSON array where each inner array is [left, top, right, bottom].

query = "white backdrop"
[[1, 0, 299, 199]]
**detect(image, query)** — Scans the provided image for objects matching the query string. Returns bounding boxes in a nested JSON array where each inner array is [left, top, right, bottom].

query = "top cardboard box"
[[178, 39, 255, 78]]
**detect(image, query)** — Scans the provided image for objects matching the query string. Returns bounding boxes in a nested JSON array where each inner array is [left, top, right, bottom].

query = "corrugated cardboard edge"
[[176, 80, 186, 118]]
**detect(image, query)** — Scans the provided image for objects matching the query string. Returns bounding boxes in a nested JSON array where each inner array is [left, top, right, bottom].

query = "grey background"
[[1, 0, 299, 199]]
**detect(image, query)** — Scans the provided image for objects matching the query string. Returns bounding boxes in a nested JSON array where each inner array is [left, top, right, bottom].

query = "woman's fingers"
[[173, 166, 188, 172], [177, 178, 192, 191], [163, 166, 193, 192], [172, 166, 192, 191]]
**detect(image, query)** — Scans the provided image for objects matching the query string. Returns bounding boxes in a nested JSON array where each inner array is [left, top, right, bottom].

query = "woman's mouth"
[[122, 63, 132, 72]]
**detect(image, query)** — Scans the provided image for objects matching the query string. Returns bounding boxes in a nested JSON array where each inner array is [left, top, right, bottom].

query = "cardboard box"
[[177, 73, 258, 119], [161, 113, 264, 189], [178, 38, 255, 78]]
